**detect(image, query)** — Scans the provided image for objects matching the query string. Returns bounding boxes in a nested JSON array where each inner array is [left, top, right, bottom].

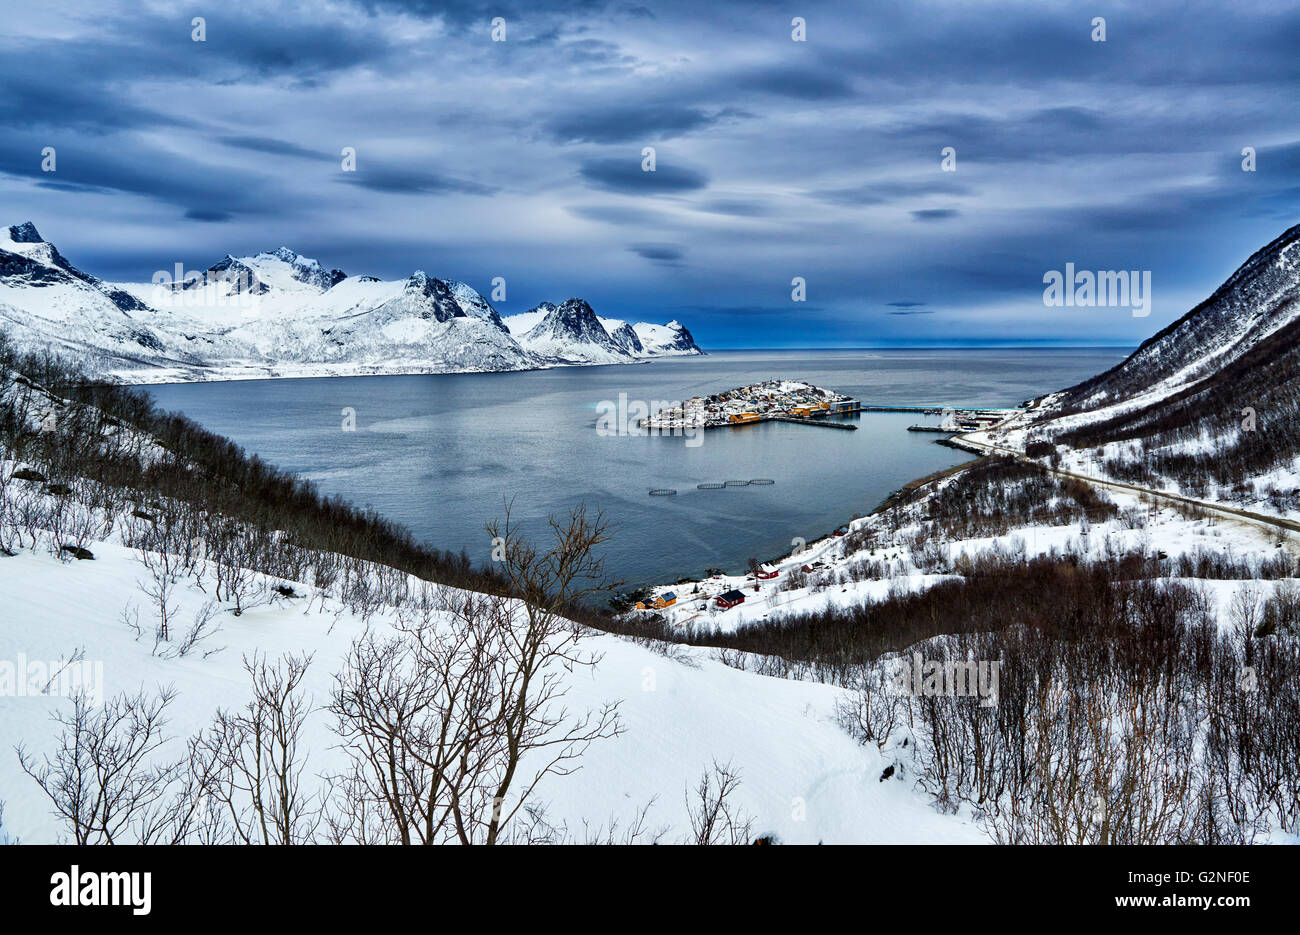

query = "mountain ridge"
[[0, 222, 703, 383], [1054, 222, 1300, 413], [1014, 221, 1300, 520]]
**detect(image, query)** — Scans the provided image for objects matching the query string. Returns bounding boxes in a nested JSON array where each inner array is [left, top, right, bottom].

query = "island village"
[[641, 379, 860, 432]]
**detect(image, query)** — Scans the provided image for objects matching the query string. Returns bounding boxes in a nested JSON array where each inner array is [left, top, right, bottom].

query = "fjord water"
[[146, 349, 1128, 590]]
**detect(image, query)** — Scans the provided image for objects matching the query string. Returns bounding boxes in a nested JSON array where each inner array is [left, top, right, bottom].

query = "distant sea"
[[147, 348, 1130, 589]]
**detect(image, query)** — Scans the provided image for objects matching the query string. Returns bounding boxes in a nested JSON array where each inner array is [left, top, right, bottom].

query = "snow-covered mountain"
[[0, 223, 702, 383], [630, 319, 703, 356], [513, 298, 630, 364], [1051, 223, 1300, 415], [501, 302, 702, 364], [1015, 222, 1300, 519]]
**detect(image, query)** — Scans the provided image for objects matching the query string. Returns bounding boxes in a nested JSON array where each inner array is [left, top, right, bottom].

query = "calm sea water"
[[146, 348, 1128, 589]]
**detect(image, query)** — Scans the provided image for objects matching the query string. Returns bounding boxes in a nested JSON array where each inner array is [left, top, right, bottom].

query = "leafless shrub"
[[835, 661, 906, 750], [174, 600, 223, 658], [188, 653, 319, 844], [684, 760, 754, 845], [327, 504, 623, 845], [16, 688, 186, 844]]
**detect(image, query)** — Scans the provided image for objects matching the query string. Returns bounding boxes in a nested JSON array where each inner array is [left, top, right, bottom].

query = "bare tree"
[[135, 525, 183, 644], [478, 503, 624, 844], [836, 660, 905, 751], [174, 599, 223, 658], [189, 653, 319, 844], [16, 688, 185, 844], [685, 760, 754, 845], [328, 504, 623, 844]]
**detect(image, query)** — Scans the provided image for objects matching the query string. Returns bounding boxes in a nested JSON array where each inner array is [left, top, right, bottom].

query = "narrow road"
[[956, 432, 1300, 538]]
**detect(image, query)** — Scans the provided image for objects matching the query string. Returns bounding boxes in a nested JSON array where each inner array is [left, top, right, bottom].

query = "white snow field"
[[0, 520, 983, 846]]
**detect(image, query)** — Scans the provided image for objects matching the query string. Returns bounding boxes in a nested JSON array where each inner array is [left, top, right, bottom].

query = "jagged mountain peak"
[[444, 279, 505, 329], [556, 297, 596, 315], [405, 269, 432, 290], [605, 319, 644, 355], [536, 298, 610, 335], [269, 246, 305, 263], [243, 247, 346, 291], [7, 221, 44, 244], [515, 297, 627, 362]]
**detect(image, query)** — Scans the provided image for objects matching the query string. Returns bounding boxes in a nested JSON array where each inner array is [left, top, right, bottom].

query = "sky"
[[2, 0, 1298, 348]]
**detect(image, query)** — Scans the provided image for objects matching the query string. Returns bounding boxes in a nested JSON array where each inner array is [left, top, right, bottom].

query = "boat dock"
[[770, 415, 857, 430], [703, 413, 858, 431], [858, 405, 947, 414]]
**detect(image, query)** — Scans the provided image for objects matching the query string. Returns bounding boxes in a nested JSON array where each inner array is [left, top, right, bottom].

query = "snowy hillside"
[[0, 223, 702, 384], [974, 223, 1300, 523], [1049, 222, 1300, 417], [514, 298, 630, 364], [0, 536, 980, 845]]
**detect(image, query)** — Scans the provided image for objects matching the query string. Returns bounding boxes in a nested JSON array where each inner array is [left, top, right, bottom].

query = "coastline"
[[95, 349, 705, 387]]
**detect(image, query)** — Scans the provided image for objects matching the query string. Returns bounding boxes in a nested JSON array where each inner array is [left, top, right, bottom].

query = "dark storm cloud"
[[185, 209, 235, 222], [732, 65, 856, 100], [0, 63, 196, 134], [125, 10, 398, 82], [548, 105, 744, 143], [813, 178, 972, 206], [577, 158, 709, 194], [696, 198, 771, 217], [2, 0, 1299, 347], [337, 165, 498, 196], [627, 242, 685, 263], [358, 0, 614, 29], [218, 136, 329, 160], [0, 136, 279, 217], [911, 209, 959, 222]]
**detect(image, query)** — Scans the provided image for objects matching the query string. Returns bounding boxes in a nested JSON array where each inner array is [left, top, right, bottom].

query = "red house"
[[716, 589, 747, 609]]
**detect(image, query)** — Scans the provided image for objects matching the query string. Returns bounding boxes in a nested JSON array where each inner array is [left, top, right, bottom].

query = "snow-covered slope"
[[0, 467, 978, 845], [0, 223, 703, 383], [632, 320, 701, 356], [0, 224, 174, 371], [996, 222, 1300, 520], [502, 306, 702, 362], [1051, 223, 1300, 417], [515, 298, 630, 364]]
